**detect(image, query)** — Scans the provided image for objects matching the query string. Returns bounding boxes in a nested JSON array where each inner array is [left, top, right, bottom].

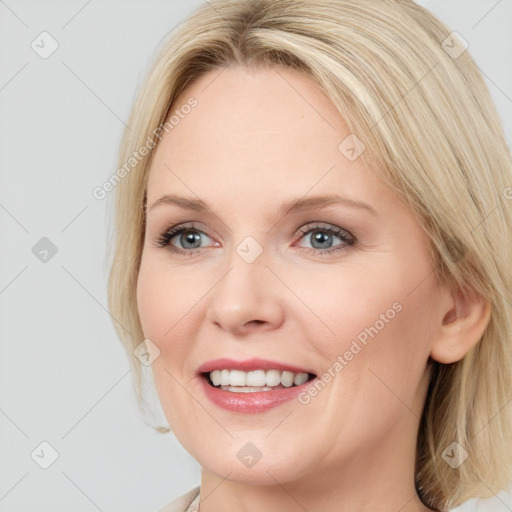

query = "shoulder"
[[153, 486, 201, 512]]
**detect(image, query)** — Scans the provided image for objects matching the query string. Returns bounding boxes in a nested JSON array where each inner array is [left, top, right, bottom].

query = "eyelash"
[[153, 221, 355, 256]]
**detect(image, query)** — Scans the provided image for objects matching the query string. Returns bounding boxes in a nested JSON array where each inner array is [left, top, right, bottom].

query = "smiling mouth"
[[202, 371, 317, 392]]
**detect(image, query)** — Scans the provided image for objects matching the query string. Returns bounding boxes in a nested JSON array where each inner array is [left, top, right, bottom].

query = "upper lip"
[[197, 357, 315, 375]]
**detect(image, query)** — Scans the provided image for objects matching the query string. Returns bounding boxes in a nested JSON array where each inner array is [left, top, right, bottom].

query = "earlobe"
[[430, 284, 491, 364]]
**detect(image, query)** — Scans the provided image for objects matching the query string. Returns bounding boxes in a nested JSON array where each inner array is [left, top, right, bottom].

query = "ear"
[[430, 283, 491, 364]]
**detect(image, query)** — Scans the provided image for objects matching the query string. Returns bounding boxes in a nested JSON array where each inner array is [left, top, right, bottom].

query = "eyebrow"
[[147, 193, 378, 216]]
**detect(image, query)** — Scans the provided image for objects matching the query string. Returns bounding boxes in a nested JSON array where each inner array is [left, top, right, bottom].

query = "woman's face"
[[137, 64, 449, 489]]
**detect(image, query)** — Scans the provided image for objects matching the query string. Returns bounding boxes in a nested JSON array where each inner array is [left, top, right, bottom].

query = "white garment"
[[151, 485, 451, 511], [154, 486, 200, 512]]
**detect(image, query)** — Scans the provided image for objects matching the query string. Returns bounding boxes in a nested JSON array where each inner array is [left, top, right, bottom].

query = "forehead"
[[146, 64, 389, 209]]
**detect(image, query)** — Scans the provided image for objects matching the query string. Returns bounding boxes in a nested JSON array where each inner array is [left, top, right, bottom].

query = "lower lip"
[[199, 374, 316, 413]]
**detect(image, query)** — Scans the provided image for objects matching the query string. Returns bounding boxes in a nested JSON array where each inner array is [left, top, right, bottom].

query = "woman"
[[107, 1, 512, 510]]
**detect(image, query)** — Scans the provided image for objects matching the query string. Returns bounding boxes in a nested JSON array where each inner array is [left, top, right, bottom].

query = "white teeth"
[[281, 371, 294, 387], [210, 370, 221, 386], [246, 370, 266, 387], [294, 372, 309, 386], [208, 369, 311, 388], [220, 369, 230, 386], [221, 385, 275, 393], [229, 370, 246, 387], [265, 369, 281, 387]]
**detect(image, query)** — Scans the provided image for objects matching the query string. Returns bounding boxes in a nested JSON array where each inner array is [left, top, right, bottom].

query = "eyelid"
[[294, 222, 354, 241], [152, 221, 216, 250]]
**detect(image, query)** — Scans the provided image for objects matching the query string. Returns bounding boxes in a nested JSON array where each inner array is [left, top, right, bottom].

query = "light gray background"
[[0, 1, 511, 511]]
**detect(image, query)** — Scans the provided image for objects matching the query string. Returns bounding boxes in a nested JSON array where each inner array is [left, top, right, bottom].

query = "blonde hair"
[[107, 1, 512, 509]]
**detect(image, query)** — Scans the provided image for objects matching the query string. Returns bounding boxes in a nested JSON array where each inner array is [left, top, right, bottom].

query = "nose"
[[205, 252, 285, 335]]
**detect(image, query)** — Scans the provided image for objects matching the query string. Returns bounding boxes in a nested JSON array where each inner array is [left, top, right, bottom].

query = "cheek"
[[306, 258, 435, 382], [136, 258, 197, 425], [136, 255, 209, 395], [292, 261, 407, 342], [136, 256, 198, 339], [337, 279, 436, 423], [136, 261, 165, 337]]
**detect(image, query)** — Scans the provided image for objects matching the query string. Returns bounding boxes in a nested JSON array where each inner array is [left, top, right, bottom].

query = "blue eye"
[[154, 221, 355, 256], [294, 222, 355, 255], [154, 223, 212, 254]]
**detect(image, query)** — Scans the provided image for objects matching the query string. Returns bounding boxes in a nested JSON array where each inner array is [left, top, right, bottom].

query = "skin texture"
[[137, 64, 490, 511]]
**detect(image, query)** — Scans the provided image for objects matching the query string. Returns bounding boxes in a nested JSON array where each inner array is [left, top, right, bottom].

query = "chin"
[[191, 437, 313, 485]]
